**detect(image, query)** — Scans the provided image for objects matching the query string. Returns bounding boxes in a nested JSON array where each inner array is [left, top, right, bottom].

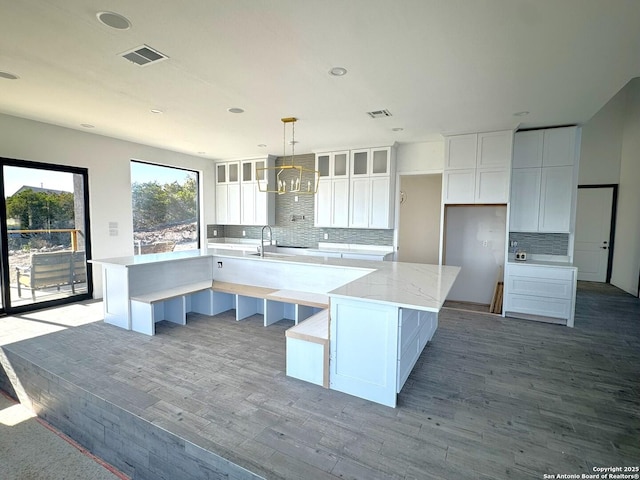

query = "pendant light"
[[257, 117, 319, 195]]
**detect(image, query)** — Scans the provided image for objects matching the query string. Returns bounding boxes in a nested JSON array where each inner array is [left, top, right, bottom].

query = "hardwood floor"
[[1, 282, 638, 479]]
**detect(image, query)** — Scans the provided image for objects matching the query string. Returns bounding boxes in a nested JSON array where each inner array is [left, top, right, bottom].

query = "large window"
[[131, 161, 200, 255]]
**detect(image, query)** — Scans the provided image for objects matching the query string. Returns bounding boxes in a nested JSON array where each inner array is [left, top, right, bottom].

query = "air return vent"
[[120, 45, 168, 66], [367, 109, 392, 118]]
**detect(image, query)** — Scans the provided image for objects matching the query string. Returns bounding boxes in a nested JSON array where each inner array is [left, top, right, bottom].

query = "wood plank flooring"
[[1, 281, 639, 479]]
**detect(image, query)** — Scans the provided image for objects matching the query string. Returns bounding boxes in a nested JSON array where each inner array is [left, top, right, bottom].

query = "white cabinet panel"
[[509, 168, 541, 232], [332, 178, 350, 227], [513, 130, 543, 168], [543, 127, 576, 166], [215, 184, 228, 224], [444, 130, 512, 204], [475, 168, 510, 203], [539, 166, 573, 232], [315, 179, 332, 227], [510, 127, 579, 233], [240, 183, 255, 225], [316, 147, 393, 229], [505, 263, 577, 326], [506, 294, 572, 320], [445, 134, 477, 169], [227, 183, 241, 225], [443, 169, 475, 204], [349, 177, 370, 228], [477, 131, 512, 168], [369, 177, 391, 228]]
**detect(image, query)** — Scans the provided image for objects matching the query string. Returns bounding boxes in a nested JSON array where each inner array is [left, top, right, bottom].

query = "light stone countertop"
[[91, 248, 460, 312], [208, 248, 460, 312], [507, 253, 575, 269]]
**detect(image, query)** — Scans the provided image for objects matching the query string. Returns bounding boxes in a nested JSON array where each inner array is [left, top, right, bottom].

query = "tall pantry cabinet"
[[509, 127, 580, 233]]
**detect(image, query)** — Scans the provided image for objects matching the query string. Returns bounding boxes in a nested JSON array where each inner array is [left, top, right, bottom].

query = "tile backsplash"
[[509, 232, 569, 256], [208, 153, 394, 247]]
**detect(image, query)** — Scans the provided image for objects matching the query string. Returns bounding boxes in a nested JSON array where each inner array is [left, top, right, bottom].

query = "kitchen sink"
[[248, 252, 293, 258]]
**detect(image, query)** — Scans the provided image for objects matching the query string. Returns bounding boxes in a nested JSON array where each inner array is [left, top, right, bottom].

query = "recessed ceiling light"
[[513, 111, 530, 117], [227, 107, 244, 114], [258, 144, 267, 148], [96, 11, 131, 30], [150, 109, 163, 114], [392, 127, 404, 132], [329, 67, 348, 77], [80, 123, 95, 128], [0, 71, 19, 80]]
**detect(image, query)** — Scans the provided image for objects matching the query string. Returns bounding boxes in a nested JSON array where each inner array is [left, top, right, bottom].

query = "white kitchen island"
[[92, 249, 459, 407]]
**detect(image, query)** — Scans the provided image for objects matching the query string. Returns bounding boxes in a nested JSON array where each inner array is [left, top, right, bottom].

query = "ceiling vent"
[[120, 45, 168, 67], [367, 109, 392, 119]]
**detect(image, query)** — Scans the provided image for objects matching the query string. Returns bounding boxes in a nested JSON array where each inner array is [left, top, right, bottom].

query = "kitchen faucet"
[[260, 225, 272, 257]]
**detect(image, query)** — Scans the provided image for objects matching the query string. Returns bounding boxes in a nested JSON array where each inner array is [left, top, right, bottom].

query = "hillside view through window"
[[130, 161, 199, 255]]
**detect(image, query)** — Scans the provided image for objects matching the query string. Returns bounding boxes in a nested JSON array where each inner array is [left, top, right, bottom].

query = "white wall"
[[611, 78, 640, 296], [396, 140, 444, 173], [444, 205, 506, 304], [0, 113, 216, 297], [397, 174, 442, 264], [579, 87, 625, 185]]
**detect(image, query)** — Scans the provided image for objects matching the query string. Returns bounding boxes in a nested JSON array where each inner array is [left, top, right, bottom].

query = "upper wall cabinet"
[[216, 157, 274, 226], [315, 151, 349, 228], [509, 126, 581, 233], [240, 157, 275, 226], [443, 130, 513, 204], [315, 146, 395, 229], [216, 161, 240, 225], [349, 147, 395, 229]]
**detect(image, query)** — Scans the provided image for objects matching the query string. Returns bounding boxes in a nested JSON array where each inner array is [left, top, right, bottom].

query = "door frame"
[[0, 157, 93, 315], [577, 184, 618, 283]]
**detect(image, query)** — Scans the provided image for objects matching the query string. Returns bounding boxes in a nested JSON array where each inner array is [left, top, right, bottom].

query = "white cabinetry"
[[348, 147, 395, 228], [215, 162, 240, 225], [314, 151, 349, 228], [443, 130, 512, 204], [315, 146, 396, 229], [240, 158, 275, 226], [509, 127, 580, 233], [504, 263, 577, 327], [217, 158, 274, 226]]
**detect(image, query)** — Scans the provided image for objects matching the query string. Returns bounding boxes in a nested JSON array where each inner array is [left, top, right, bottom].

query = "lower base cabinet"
[[329, 297, 438, 407], [504, 263, 577, 327]]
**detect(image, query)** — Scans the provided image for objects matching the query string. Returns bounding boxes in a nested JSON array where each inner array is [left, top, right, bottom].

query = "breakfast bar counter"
[[92, 249, 460, 407]]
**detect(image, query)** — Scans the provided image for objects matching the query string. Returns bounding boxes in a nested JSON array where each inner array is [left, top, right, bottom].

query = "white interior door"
[[574, 188, 613, 282]]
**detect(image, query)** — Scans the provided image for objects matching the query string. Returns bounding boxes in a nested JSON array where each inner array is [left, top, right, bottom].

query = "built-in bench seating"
[[129, 281, 214, 335], [210, 281, 329, 326], [285, 309, 330, 387]]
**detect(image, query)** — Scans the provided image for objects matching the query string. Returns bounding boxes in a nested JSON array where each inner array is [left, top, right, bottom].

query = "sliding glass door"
[[0, 159, 92, 313]]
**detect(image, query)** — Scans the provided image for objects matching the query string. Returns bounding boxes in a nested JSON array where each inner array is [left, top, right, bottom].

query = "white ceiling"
[[1, 0, 639, 160]]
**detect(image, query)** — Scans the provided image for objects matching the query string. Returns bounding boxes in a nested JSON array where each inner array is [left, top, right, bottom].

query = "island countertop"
[[91, 248, 460, 313], [207, 248, 460, 312]]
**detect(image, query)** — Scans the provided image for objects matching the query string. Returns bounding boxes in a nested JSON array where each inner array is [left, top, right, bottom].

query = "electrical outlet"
[[294, 195, 299, 202], [482, 240, 488, 247], [213, 229, 218, 237], [242, 230, 246, 237], [324, 233, 329, 240]]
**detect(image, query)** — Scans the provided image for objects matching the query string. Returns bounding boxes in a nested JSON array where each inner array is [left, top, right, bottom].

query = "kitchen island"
[[92, 249, 459, 407]]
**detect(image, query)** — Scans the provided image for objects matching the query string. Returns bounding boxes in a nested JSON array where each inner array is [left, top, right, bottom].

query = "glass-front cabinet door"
[[371, 148, 390, 176], [350, 149, 370, 176]]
